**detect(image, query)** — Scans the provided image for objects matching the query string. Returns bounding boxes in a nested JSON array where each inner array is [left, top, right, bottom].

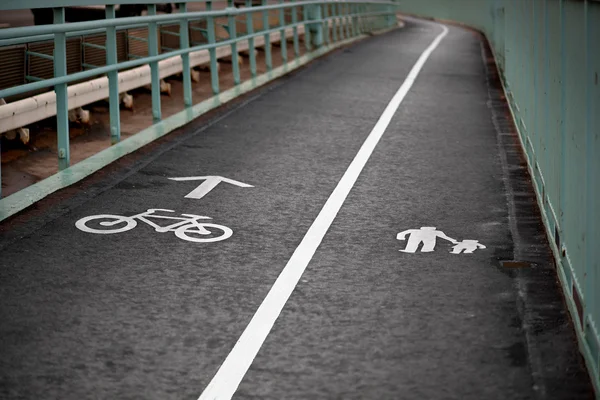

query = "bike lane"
[[0, 21, 441, 400]]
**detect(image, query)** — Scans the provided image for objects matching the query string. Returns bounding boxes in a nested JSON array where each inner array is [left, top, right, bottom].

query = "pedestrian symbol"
[[396, 227, 485, 254]]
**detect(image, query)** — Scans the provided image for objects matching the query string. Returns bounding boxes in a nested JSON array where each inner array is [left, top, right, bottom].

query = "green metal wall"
[[397, 0, 600, 392]]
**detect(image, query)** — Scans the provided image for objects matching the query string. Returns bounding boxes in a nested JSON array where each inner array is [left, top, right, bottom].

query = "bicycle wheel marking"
[[75, 214, 137, 234]]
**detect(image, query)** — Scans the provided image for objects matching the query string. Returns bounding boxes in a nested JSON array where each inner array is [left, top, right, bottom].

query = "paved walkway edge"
[[0, 25, 401, 223], [397, 13, 599, 396], [484, 28, 600, 399]]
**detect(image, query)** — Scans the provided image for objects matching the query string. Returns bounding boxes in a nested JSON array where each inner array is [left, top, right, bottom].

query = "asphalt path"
[[0, 18, 593, 400]]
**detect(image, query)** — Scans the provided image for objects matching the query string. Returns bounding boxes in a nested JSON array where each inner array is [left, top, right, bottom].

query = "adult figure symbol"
[[396, 226, 457, 253]]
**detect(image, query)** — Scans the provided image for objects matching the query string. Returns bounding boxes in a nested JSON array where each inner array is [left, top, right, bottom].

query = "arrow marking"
[[169, 176, 253, 200]]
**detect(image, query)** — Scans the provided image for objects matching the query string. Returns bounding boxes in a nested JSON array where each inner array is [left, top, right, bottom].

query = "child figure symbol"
[[450, 240, 486, 254]]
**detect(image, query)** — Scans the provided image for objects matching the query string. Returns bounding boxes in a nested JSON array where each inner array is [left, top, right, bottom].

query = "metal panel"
[[127, 27, 151, 59], [27, 38, 81, 79], [160, 24, 181, 53], [82, 34, 107, 67], [0, 45, 25, 91]]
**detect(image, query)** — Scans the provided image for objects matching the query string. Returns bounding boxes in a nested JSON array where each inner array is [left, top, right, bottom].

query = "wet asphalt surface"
[[0, 18, 594, 400]]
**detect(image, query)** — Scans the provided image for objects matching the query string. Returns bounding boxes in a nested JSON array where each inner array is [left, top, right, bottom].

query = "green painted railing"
[[0, 0, 398, 213], [398, 0, 600, 394]]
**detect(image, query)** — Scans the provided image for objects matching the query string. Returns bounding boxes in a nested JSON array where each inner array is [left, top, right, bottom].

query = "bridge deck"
[[0, 19, 593, 399]]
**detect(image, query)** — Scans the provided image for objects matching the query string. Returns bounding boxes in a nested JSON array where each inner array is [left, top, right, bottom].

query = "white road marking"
[[198, 23, 450, 400], [396, 227, 486, 253], [450, 240, 486, 254], [75, 209, 233, 243], [169, 176, 253, 200], [397, 227, 456, 252]]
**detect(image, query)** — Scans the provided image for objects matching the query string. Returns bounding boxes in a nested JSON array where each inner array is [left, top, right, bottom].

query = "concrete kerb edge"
[[482, 21, 600, 400], [0, 24, 402, 223]]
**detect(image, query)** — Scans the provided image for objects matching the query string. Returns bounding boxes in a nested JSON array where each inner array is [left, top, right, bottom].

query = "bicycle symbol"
[[75, 208, 232, 243]]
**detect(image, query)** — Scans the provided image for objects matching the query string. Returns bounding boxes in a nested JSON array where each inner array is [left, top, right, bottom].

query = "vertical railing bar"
[[54, 7, 70, 170], [323, 3, 330, 45], [148, 4, 162, 122], [340, 3, 348, 39], [356, 4, 361, 35], [344, 3, 349, 38], [351, 4, 357, 37], [314, 3, 323, 47], [105, 5, 121, 144], [344, 3, 348, 38], [228, 0, 241, 85], [263, 0, 273, 70], [331, 3, 338, 42], [179, 2, 193, 107], [341, 3, 346, 37], [279, 0, 287, 63], [206, 1, 219, 94], [245, 0, 257, 76], [345, 3, 351, 38], [291, 0, 300, 57], [304, 3, 312, 50], [337, 3, 343, 40], [371, 4, 376, 30]]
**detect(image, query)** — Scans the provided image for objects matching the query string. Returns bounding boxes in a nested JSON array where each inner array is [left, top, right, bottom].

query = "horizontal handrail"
[[0, 0, 393, 10], [0, 8, 390, 100], [0, 25, 309, 132], [0, 0, 395, 40]]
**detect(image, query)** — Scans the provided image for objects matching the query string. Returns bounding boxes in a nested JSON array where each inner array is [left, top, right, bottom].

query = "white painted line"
[[169, 176, 253, 200], [198, 22, 450, 400]]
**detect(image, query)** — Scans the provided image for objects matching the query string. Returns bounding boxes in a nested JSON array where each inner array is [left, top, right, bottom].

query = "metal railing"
[[398, 0, 600, 394], [0, 0, 399, 199]]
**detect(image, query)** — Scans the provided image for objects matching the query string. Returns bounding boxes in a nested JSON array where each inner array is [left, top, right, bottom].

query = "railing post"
[[291, 0, 300, 57], [262, 0, 272, 71], [306, 3, 323, 48], [337, 3, 344, 40], [279, 0, 288, 63], [303, 4, 312, 50], [360, 5, 367, 34], [179, 2, 193, 107], [331, 3, 338, 43], [351, 4, 357, 37], [53, 7, 70, 170], [387, 4, 396, 29], [228, 0, 241, 85], [245, 0, 257, 77], [345, 3, 351, 38], [322, 3, 330, 45], [147, 4, 162, 122], [206, 1, 220, 94], [105, 5, 121, 144]]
